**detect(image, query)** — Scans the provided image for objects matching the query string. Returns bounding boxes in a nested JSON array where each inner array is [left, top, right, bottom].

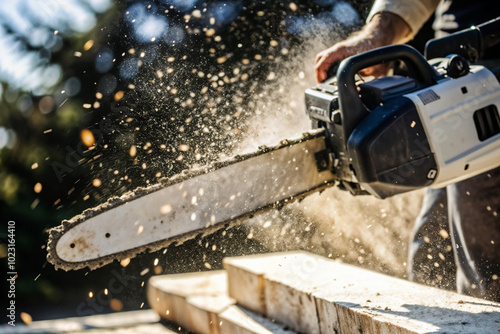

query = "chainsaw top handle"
[[336, 44, 441, 140]]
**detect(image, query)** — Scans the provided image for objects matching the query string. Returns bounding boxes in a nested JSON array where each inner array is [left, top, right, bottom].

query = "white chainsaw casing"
[[405, 65, 500, 188]]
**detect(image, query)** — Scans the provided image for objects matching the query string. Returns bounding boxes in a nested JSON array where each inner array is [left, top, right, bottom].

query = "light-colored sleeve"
[[366, 0, 441, 37]]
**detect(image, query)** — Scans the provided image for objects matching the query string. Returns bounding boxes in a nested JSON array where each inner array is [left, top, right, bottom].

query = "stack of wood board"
[[147, 270, 295, 334], [148, 251, 500, 334]]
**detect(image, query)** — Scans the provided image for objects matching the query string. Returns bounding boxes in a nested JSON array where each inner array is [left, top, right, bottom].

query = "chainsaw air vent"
[[473, 104, 500, 141]]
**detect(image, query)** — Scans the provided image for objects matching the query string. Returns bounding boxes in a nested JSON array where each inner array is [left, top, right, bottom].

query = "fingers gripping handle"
[[336, 44, 440, 139], [324, 63, 340, 82]]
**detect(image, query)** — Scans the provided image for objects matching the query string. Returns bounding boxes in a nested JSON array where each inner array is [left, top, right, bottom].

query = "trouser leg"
[[408, 188, 456, 290], [447, 166, 500, 302]]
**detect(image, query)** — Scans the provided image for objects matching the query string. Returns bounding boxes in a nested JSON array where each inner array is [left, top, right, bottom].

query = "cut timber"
[[0, 310, 175, 334], [224, 252, 324, 333], [185, 294, 236, 334], [219, 305, 296, 334], [148, 270, 297, 334], [223, 251, 500, 334], [147, 270, 231, 333]]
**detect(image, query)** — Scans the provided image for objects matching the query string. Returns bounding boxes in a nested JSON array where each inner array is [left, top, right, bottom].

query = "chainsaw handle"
[[336, 44, 440, 139]]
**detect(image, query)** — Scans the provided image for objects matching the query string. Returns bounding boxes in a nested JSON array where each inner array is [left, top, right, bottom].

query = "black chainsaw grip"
[[336, 44, 440, 139]]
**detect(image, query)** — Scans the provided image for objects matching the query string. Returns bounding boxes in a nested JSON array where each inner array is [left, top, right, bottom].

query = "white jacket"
[[367, 0, 441, 37]]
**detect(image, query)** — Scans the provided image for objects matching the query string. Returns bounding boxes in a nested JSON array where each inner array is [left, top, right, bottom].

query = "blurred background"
[[1, 0, 430, 324]]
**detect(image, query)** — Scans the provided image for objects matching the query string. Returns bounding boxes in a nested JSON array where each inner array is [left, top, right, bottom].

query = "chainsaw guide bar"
[[46, 129, 335, 271]]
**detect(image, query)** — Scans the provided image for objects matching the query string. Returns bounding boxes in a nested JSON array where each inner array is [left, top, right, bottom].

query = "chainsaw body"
[[305, 45, 500, 198]]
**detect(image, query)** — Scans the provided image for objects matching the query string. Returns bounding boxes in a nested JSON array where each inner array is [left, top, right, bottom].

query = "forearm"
[[350, 12, 412, 50], [314, 3, 431, 82]]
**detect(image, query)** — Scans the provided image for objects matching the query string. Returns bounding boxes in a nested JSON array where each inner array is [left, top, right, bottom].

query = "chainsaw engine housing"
[[306, 44, 500, 198]]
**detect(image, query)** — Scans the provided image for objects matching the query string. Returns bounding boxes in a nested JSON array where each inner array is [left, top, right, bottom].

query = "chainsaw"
[[47, 18, 500, 271]]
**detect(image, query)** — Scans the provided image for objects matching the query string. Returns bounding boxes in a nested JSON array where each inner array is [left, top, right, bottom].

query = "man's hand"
[[314, 12, 412, 83]]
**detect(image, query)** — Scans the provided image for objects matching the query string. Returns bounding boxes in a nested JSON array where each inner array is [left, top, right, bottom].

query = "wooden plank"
[[223, 251, 500, 334], [184, 294, 235, 334], [147, 270, 228, 329], [148, 270, 297, 334], [72, 323, 178, 334], [265, 279, 319, 333], [0, 310, 176, 334], [224, 254, 311, 316], [219, 305, 296, 334], [225, 260, 266, 315], [224, 252, 332, 333]]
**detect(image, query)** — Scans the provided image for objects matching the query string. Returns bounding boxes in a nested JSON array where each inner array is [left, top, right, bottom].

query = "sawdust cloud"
[[232, 30, 424, 278]]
